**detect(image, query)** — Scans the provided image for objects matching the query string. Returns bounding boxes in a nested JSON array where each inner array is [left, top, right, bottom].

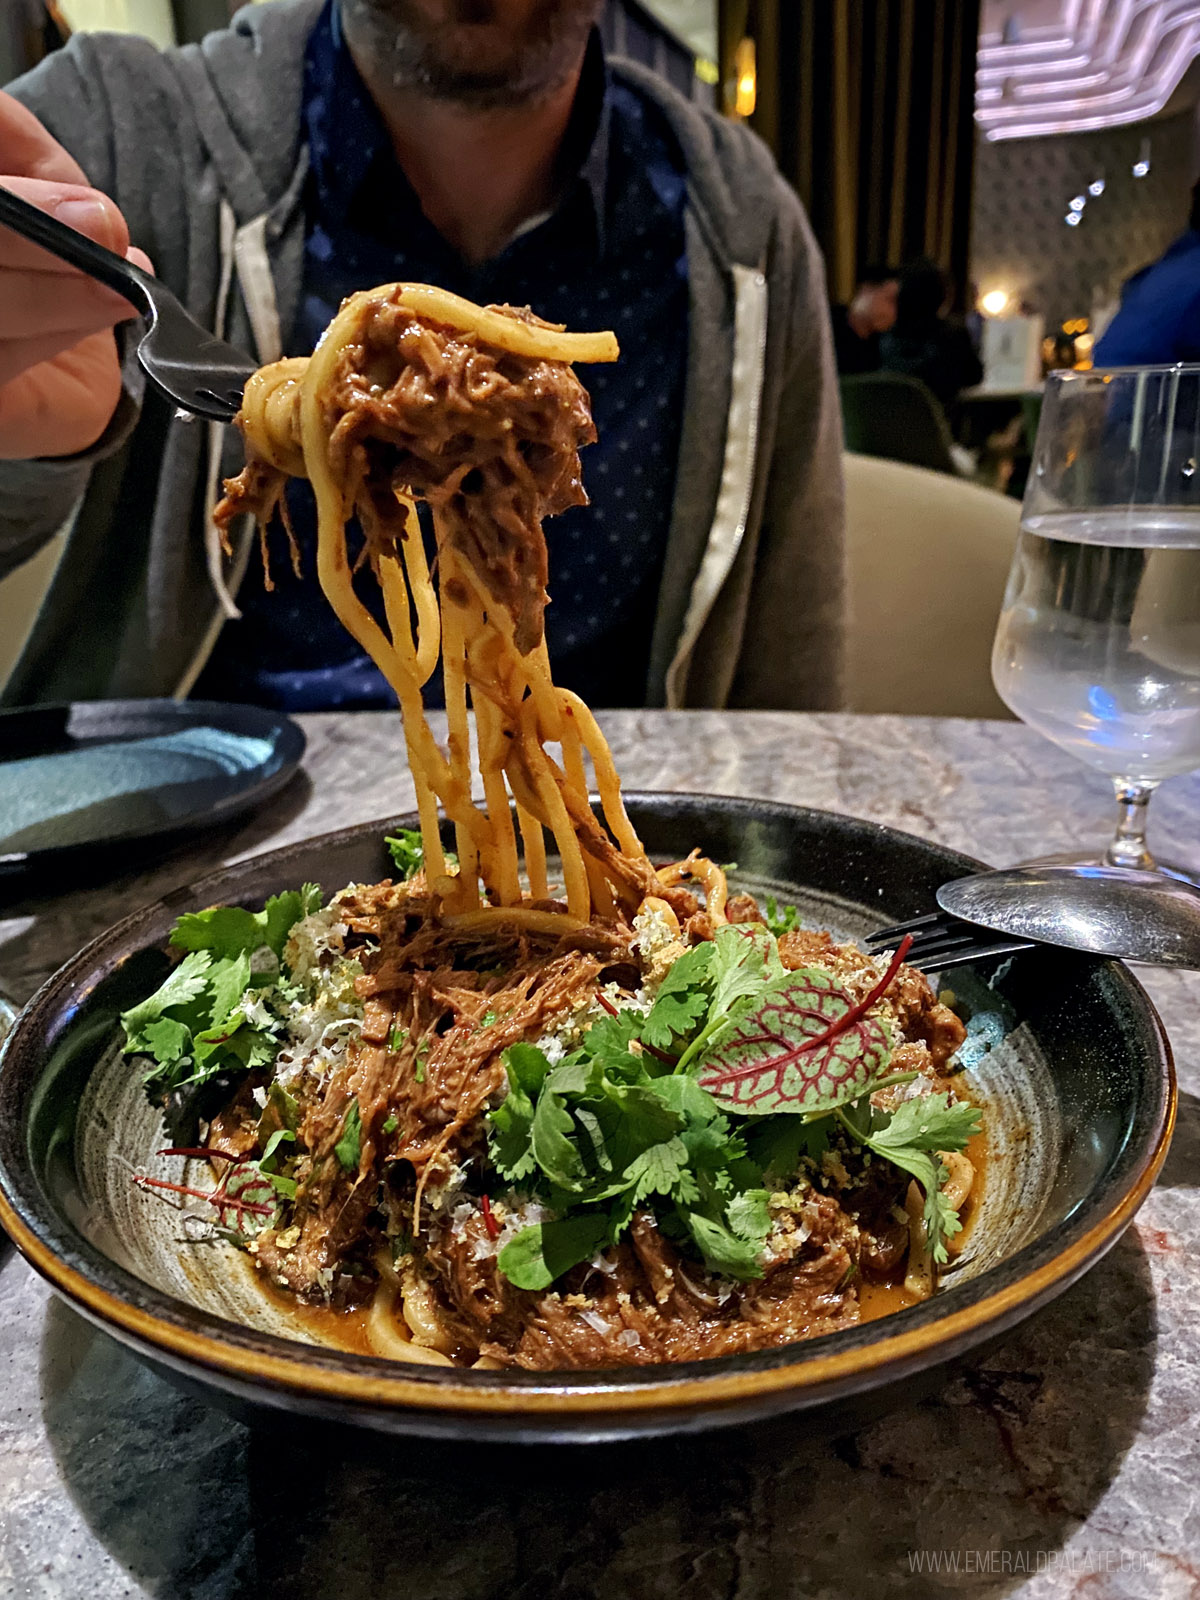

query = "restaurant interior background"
[[2, 0, 1199, 713]]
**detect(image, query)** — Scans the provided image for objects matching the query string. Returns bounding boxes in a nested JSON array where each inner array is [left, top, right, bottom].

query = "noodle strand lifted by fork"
[[217, 283, 652, 922]]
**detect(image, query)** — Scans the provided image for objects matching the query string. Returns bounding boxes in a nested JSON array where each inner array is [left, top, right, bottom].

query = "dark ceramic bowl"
[[0, 794, 1175, 1441]]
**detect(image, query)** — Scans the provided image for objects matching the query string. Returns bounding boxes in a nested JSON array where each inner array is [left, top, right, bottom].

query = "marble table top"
[[1, 710, 1197, 1599]]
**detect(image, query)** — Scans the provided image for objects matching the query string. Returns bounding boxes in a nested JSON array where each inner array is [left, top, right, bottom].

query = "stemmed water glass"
[[0, 993, 15, 1048], [991, 365, 1200, 879]]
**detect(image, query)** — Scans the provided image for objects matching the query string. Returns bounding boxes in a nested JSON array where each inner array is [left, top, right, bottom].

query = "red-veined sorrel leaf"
[[693, 938, 912, 1116]]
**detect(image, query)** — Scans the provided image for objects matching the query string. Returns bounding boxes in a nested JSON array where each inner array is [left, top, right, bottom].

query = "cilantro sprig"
[[837, 1092, 980, 1262], [487, 1023, 770, 1289], [120, 886, 322, 1131], [488, 917, 981, 1287], [386, 828, 459, 880]]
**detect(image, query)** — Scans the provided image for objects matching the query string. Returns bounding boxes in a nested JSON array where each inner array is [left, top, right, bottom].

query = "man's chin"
[[340, 0, 600, 106]]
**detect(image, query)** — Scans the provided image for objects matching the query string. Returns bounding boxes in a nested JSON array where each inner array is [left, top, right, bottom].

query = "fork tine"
[[863, 909, 952, 947], [907, 936, 1035, 971], [904, 933, 1004, 963]]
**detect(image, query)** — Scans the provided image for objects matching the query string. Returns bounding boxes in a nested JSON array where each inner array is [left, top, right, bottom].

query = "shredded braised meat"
[[215, 298, 595, 654], [229, 876, 971, 1370]]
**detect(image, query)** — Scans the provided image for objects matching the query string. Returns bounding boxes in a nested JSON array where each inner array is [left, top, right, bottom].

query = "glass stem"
[[1105, 779, 1158, 870]]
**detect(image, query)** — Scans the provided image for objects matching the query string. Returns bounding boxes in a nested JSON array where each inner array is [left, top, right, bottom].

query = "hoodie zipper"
[[664, 262, 769, 708]]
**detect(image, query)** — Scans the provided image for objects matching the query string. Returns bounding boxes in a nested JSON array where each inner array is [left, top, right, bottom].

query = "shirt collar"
[[303, 2, 612, 259]]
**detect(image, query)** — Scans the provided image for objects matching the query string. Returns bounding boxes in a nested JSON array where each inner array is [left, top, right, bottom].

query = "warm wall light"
[[980, 288, 1011, 316], [733, 37, 757, 119]]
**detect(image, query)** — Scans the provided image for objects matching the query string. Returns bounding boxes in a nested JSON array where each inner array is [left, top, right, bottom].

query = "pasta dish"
[[121, 286, 981, 1370]]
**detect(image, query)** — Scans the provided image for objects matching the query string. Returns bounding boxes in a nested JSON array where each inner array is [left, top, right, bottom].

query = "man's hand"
[[0, 92, 154, 461]]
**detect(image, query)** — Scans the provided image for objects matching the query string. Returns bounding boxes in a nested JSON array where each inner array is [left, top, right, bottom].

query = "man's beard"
[[339, 0, 604, 109]]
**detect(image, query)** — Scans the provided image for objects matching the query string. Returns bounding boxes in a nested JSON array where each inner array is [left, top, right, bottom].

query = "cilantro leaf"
[[643, 1072, 725, 1125], [843, 1092, 981, 1263], [574, 1106, 612, 1173], [498, 1213, 613, 1291], [335, 1101, 362, 1173], [263, 885, 322, 958], [487, 1046, 549, 1182], [642, 942, 713, 1050], [865, 1093, 980, 1157], [192, 1006, 276, 1068], [487, 1001, 774, 1293], [531, 1089, 588, 1191], [169, 907, 264, 960], [625, 1136, 689, 1203], [504, 1042, 552, 1099], [120, 951, 212, 1050], [580, 1010, 644, 1074], [764, 896, 802, 938], [257, 1080, 299, 1143], [385, 829, 425, 879], [726, 1187, 772, 1243], [206, 953, 252, 1027], [684, 1213, 764, 1280], [139, 1016, 192, 1065], [709, 923, 781, 1015], [260, 1127, 295, 1171], [385, 829, 459, 880], [596, 1084, 683, 1176], [170, 886, 321, 963]]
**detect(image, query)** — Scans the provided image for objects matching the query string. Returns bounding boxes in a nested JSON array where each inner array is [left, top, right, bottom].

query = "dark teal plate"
[[0, 700, 305, 881]]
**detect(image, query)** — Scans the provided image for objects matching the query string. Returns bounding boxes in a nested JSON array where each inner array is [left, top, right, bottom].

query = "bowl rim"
[[0, 792, 1177, 1419]]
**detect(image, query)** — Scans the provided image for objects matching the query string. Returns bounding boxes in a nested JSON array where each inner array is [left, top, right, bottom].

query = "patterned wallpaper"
[[970, 109, 1198, 329]]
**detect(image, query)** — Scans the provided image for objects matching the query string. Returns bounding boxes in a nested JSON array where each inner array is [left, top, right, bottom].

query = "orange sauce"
[[257, 1272, 377, 1357]]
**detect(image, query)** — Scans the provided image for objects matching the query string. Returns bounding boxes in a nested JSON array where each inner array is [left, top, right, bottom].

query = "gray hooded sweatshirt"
[[0, 0, 844, 711]]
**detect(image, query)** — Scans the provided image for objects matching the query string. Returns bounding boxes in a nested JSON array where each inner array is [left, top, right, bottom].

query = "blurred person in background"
[[0, 0, 845, 715], [880, 257, 982, 420], [829, 263, 898, 376], [1094, 179, 1200, 366]]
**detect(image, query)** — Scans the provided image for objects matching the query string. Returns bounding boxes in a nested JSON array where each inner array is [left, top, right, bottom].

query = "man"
[[0, 0, 843, 712], [829, 264, 898, 376], [1095, 181, 1200, 366], [880, 259, 981, 419]]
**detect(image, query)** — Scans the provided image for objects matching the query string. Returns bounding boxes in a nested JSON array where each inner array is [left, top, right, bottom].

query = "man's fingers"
[[0, 92, 88, 186], [0, 265, 140, 340], [0, 176, 132, 266], [0, 326, 126, 388], [0, 330, 123, 460]]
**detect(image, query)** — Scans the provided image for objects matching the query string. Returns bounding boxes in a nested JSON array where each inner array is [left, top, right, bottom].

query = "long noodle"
[[226, 283, 655, 922]]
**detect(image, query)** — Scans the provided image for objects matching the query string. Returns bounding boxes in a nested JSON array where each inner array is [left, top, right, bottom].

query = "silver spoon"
[[937, 864, 1200, 969]]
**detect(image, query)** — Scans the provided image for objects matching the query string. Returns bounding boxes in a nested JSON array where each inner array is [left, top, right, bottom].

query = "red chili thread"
[[595, 992, 619, 1017], [133, 1174, 273, 1217], [480, 1193, 500, 1240]]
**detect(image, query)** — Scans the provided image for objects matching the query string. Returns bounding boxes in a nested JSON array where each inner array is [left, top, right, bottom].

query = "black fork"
[[0, 184, 254, 421], [863, 909, 1036, 971]]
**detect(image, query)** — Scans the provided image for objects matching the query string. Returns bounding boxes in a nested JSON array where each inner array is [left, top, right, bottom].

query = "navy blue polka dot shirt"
[[198, 2, 689, 712]]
